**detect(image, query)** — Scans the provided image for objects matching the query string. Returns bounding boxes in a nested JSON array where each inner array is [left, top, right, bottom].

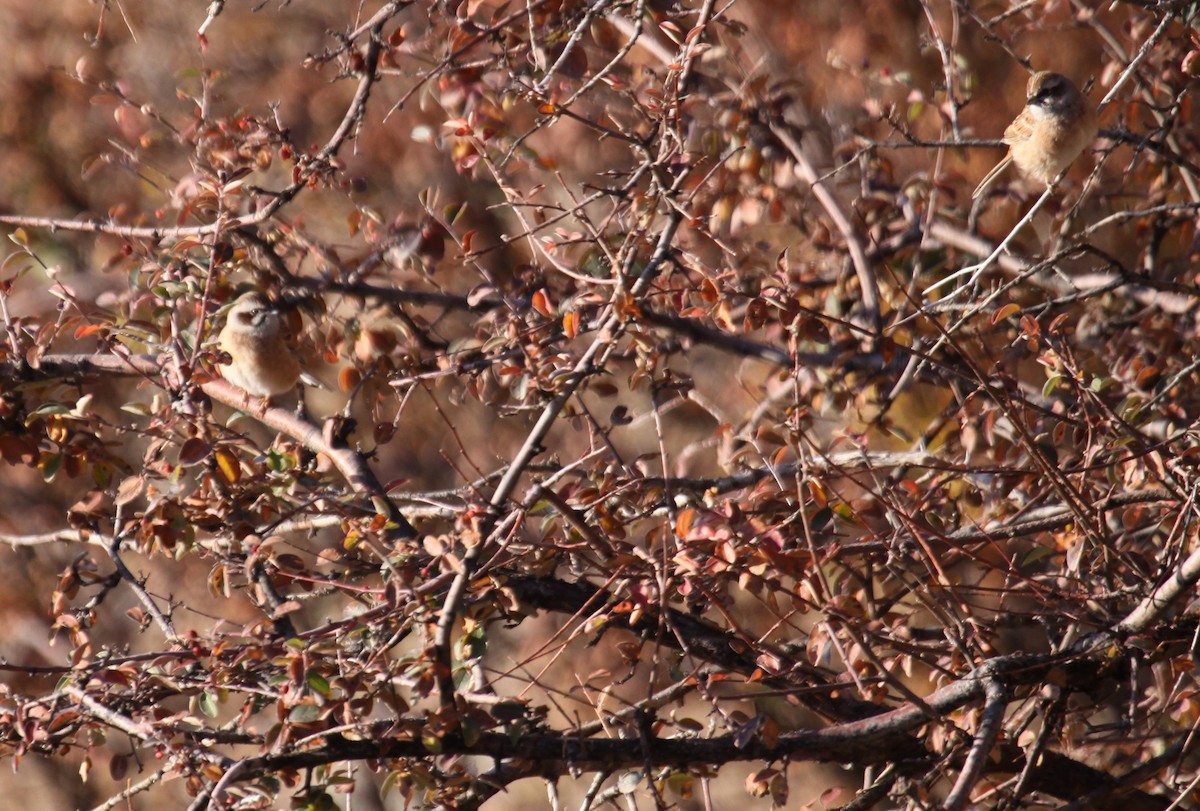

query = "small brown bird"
[[972, 71, 1097, 199], [216, 292, 304, 400]]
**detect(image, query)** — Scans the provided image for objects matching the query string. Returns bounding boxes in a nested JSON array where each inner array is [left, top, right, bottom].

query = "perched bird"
[[216, 291, 304, 400], [972, 71, 1097, 199]]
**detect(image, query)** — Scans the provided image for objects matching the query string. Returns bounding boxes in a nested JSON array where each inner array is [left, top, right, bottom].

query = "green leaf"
[[459, 626, 487, 660], [288, 703, 321, 723], [296, 792, 337, 811], [306, 671, 332, 698], [40, 453, 61, 482], [1022, 546, 1055, 566], [29, 403, 71, 418], [809, 506, 833, 531], [461, 716, 481, 746]]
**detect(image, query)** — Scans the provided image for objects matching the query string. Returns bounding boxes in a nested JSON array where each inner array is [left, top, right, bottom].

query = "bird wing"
[[1002, 112, 1034, 147]]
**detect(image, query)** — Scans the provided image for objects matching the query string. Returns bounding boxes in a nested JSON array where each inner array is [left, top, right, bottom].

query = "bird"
[[972, 71, 1097, 200], [215, 291, 305, 400]]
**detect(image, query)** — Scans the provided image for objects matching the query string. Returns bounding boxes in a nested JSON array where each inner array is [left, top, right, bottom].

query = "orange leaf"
[[531, 289, 553, 317], [675, 508, 695, 537], [339, 367, 362, 393], [214, 448, 241, 484], [991, 303, 1020, 324]]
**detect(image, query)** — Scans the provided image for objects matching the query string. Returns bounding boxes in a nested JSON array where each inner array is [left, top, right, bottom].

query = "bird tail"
[[972, 155, 1013, 200]]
